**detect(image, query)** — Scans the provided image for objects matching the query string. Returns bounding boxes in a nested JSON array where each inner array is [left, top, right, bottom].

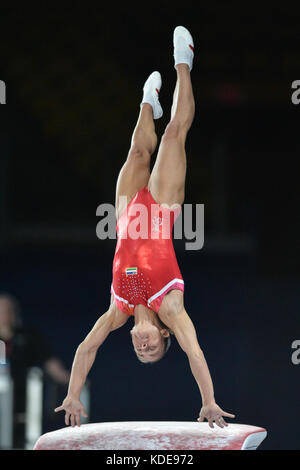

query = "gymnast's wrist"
[[67, 389, 82, 400], [202, 397, 216, 407]]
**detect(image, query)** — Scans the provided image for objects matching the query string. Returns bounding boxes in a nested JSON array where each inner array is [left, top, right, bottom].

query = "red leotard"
[[110, 186, 184, 315]]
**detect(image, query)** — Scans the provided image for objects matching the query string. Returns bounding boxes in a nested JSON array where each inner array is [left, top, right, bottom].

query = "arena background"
[[0, 3, 299, 450]]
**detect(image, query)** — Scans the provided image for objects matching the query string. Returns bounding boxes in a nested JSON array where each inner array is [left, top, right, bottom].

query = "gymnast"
[[55, 26, 235, 430]]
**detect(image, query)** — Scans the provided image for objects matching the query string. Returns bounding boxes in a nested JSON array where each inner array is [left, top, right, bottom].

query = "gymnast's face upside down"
[[130, 318, 170, 363]]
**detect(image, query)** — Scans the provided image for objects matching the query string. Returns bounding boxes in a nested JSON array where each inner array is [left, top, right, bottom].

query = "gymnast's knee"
[[127, 144, 150, 163], [162, 120, 188, 142]]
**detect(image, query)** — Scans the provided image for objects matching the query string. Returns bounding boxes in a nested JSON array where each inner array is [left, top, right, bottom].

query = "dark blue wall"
[[1, 246, 299, 450]]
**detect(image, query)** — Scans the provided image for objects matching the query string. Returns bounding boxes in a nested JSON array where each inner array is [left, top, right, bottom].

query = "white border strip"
[[111, 284, 134, 308], [111, 278, 184, 311], [147, 278, 184, 306]]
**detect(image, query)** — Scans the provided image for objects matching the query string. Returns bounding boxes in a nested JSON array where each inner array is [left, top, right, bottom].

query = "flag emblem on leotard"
[[126, 267, 138, 276]]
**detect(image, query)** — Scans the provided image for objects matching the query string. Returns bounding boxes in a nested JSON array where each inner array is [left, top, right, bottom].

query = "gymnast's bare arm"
[[54, 305, 129, 427], [159, 308, 235, 428]]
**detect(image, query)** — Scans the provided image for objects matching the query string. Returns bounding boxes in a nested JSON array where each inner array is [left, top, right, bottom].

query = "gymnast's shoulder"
[[107, 305, 130, 331]]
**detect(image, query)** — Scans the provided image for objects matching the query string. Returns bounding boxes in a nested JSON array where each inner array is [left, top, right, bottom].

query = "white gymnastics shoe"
[[173, 25, 194, 71], [141, 71, 163, 119]]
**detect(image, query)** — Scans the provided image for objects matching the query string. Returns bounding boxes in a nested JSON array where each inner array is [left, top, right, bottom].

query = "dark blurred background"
[[0, 2, 299, 450]]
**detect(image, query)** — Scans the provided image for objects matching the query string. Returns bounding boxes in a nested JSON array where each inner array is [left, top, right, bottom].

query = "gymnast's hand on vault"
[[54, 396, 88, 427], [197, 403, 235, 429]]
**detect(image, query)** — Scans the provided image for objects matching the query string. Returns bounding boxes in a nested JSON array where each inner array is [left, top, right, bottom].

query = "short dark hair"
[[164, 334, 171, 353]]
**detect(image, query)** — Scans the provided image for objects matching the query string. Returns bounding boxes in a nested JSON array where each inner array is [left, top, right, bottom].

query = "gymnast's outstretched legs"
[[148, 45, 195, 206], [115, 72, 163, 220]]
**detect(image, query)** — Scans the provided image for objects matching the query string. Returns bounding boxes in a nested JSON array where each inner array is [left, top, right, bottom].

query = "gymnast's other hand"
[[197, 403, 235, 428], [54, 395, 88, 427]]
